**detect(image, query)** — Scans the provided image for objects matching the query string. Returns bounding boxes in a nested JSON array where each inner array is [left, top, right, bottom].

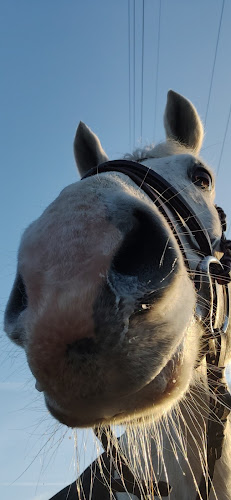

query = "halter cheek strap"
[[82, 160, 231, 500], [82, 159, 213, 258]]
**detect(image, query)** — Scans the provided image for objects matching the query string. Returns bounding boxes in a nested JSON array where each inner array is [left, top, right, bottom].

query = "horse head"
[[4, 91, 225, 431]]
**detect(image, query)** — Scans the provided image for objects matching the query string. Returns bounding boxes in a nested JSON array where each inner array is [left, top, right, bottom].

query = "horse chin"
[[42, 335, 193, 428]]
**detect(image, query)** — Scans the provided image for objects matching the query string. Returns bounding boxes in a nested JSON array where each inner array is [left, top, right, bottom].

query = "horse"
[[4, 90, 231, 500]]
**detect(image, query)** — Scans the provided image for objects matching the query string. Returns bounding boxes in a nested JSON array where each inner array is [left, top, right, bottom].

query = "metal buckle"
[[195, 255, 229, 338]]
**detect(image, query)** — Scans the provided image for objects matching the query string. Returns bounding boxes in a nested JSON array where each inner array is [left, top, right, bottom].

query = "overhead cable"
[[140, 0, 145, 144], [216, 103, 231, 176], [133, 0, 136, 149], [204, 0, 225, 127], [154, 0, 161, 141], [128, 0, 131, 150]]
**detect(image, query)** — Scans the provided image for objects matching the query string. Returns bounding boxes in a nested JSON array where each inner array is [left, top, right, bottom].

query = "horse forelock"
[[125, 138, 194, 162]]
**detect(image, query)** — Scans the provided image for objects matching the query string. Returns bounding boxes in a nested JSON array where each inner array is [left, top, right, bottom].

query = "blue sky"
[[1, 1, 231, 499]]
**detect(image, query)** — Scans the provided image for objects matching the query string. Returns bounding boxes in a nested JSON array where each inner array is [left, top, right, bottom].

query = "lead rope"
[[196, 206, 231, 500]]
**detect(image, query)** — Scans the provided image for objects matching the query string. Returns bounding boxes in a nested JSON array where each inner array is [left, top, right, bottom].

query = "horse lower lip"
[[45, 341, 185, 426], [45, 397, 122, 427]]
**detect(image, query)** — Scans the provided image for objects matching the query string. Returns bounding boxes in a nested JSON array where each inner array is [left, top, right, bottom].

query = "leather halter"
[[82, 159, 231, 499]]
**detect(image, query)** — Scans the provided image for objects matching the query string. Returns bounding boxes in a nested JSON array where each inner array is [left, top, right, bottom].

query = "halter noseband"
[[82, 160, 231, 500]]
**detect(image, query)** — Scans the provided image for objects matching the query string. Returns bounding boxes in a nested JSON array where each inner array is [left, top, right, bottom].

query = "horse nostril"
[[112, 208, 152, 276], [4, 273, 28, 346], [5, 273, 28, 320], [112, 208, 177, 282], [67, 338, 98, 356]]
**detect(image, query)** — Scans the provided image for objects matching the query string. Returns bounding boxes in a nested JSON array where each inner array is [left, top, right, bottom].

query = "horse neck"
[[165, 367, 231, 500], [120, 363, 231, 499]]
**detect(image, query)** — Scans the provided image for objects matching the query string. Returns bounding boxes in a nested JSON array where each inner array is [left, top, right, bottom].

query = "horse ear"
[[74, 122, 109, 177], [164, 90, 204, 153]]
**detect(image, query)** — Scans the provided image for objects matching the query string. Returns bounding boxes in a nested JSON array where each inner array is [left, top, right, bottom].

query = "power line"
[[216, 103, 231, 176], [154, 0, 161, 141], [133, 0, 136, 149], [140, 0, 144, 144], [128, 0, 131, 150], [204, 0, 225, 127]]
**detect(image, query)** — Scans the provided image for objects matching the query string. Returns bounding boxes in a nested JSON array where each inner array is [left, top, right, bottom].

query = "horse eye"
[[192, 168, 212, 191]]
